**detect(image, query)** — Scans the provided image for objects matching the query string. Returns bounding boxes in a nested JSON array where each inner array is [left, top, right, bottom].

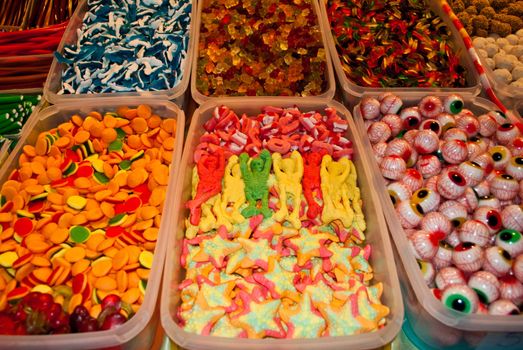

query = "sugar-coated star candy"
[[280, 293, 326, 338]]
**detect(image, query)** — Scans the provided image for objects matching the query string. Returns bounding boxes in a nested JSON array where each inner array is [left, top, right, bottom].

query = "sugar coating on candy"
[[364, 93, 523, 315], [178, 106, 388, 338], [326, 0, 468, 88], [56, 0, 192, 94], [196, 0, 328, 97]]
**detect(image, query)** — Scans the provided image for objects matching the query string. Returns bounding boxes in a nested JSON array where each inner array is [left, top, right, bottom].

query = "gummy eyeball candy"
[[421, 212, 452, 238], [473, 180, 490, 198], [473, 207, 503, 234], [380, 155, 407, 180], [499, 276, 523, 306], [436, 113, 456, 132], [440, 140, 468, 164], [506, 157, 523, 181], [514, 255, 523, 283], [360, 97, 381, 120], [441, 284, 479, 314], [400, 107, 422, 129], [380, 93, 403, 115], [458, 220, 491, 247], [496, 123, 520, 146], [411, 188, 440, 214], [418, 259, 435, 285], [489, 174, 519, 201], [488, 299, 520, 315], [396, 200, 423, 229], [409, 230, 439, 260], [439, 200, 468, 229], [456, 115, 480, 137], [482, 246, 513, 277], [509, 137, 523, 157], [458, 161, 485, 187], [477, 114, 498, 137], [456, 188, 479, 213], [419, 96, 443, 119], [435, 266, 466, 290], [495, 229, 523, 257], [403, 129, 418, 144], [367, 121, 392, 144], [468, 271, 501, 304], [417, 155, 442, 179], [501, 205, 523, 232], [477, 195, 501, 210], [446, 230, 461, 248], [381, 114, 403, 136], [384, 139, 413, 162], [471, 152, 494, 175], [452, 242, 484, 273], [424, 175, 439, 192], [432, 241, 453, 269], [414, 130, 439, 154], [387, 182, 411, 206], [401, 168, 423, 192], [419, 119, 442, 136], [443, 94, 464, 115], [489, 145, 512, 170], [437, 168, 467, 199], [442, 128, 467, 142]]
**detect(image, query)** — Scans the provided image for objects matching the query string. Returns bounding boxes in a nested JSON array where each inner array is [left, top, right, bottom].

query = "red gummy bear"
[[303, 151, 324, 219], [186, 148, 226, 225]]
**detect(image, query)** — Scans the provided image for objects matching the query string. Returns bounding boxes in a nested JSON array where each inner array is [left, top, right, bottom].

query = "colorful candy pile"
[[0, 104, 177, 334], [0, 0, 77, 28], [363, 93, 523, 315], [0, 93, 41, 137], [196, 0, 328, 97], [325, 0, 467, 88], [55, 0, 192, 94], [178, 105, 389, 338]]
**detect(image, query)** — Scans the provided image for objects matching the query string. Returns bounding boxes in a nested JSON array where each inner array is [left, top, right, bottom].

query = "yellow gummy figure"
[[213, 155, 246, 231], [320, 155, 354, 227], [272, 151, 303, 229], [346, 160, 366, 233]]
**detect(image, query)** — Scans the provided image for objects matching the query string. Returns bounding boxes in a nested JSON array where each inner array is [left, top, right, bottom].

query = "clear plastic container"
[[43, 0, 196, 108], [190, 0, 336, 105], [318, 0, 482, 107], [352, 94, 523, 350], [160, 97, 403, 350], [0, 97, 185, 349]]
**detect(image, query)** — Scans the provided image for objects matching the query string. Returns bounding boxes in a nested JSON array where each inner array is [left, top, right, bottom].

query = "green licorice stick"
[[0, 121, 22, 135], [0, 95, 23, 104]]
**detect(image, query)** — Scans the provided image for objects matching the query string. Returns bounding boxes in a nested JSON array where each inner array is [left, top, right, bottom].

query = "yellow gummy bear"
[[320, 155, 354, 227], [213, 155, 246, 231], [272, 151, 303, 229]]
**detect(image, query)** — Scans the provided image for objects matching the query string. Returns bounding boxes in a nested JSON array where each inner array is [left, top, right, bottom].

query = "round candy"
[[418, 259, 435, 286], [471, 152, 494, 175], [419, 96, 443, 119], [419, 119, 442, 136], [496, 123, 520, 146], [384, 139, 413, 163], [13, 217, 34, 237], [468, 136, 489, 154], [417, 155, 442, 179], [439, 200, 468, 229], [440, 140, 468, 164], [409, 230, 439, 260], [381, 114, 403, 136], [421, 212, 452, 238], [468, 271, 500, 304], [373, 142, 388, 160], [458, 220, 491, 247], [399, 107, 422, 129], [70, 225, 91, 243], [513, 255, 523, 283], [401, 168, 423, 192], [501, 205, 523, 232], [489, 145, 511, 170], [411, 188, 440, 214], [509, 137, 523, 157], [499, 276, 523, 306], [441, 284, 479, 314], [483, 246, 513, 277], [442, 128, 467, 142], [435, 266, 466, 290], [360, 97, 381, 120], [413, 130, 439, 154], [489, 174, 519, 201], [456, 188, 479, 213], [432, 241, 453, 270], [506, 157, 523, 181], [396, 200, 423, 229], [367, 121, 392, 144], [456, 115, 480, 137], [436, 113, 456, 132], [488, 299, 520, 315], [458, 161, 484, 187], [477, 114, 498, 137], [477, 195, 501, 210], [443, 94, 464, 114], [403, 129, 418, 144], [380, 93, 403, 115], [380, 155, 406, 180], [496, 229, 523, 258], [473, 207, 503, 234], [473, 180, 490, 198], [437, 168, 468, 199], [452, 242, 484, 273], [387, 182, 412, 206], [446, 230, 462, 248]]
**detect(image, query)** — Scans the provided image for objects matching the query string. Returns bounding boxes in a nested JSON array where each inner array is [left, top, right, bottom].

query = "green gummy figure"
[[239, 149, 272, 218]]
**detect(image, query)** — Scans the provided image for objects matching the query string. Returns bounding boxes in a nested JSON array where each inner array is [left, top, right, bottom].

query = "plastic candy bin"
[[43, 0, 196, 109], [318, 0, 481, 107], [0, 97, 185, 349], [353, 94, 523, 350], [160, 97, 403, 350]]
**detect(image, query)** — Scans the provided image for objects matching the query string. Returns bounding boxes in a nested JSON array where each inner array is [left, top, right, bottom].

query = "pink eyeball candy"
[[499, 276, 523, 306], [436, 113, 456, 132], [419, 95, 443, 119], [473, 207, 503, 234], [514, 255, 523, 283], [458, 109, 475, 119], [483, 246, 513, 277], [409, 230, 439, 260], [442, 284, 479, 314], [411, 188, 440, 214], [496, 123, 520, 146], [401, 168, 423, 192], [440, 139, 468, 164], [458, 161, 485, 187], [473, 180, 490, 198], [360, 97, 381, 120], [396, 200, 423, 229], [399, 107, 422, 129], [402, 129, 418, 144], [466, 142, 483, 161], [509, 137, 523, 157], [435, 266, 466, 290], [468, 271, 500, 304], [456, 115, 480, 137], [506, 157, 523, 181], [387, 182, 412, 206], [443, 94, 464, 115], [452, 242, 484, 273], [419, 119, 442, 136], [501, 205, 523, 232], [373, 141, 388, 162], [477, 195, 501, 210], [477, 113, 498, 137], [418, 259, 436, 286], [381, 114, 403, 136], [437, 168, 468, 199], [489, 145, 512, 170], [446, 229, 462, 247], [424, 175, 439, 192], [413, 130, 440, 154], [488, 299, 520, 315], [471, 152, 494, 175], [487, 110, 509, 124], [442, 128, 467, 142], [380, 155, 407, 180], [489, 174, 519, 201], [384, 138, 412, 161], [432, 241, 454, 269], [379, 93, 403, 115], [468, 136, 489, 153], [496, 229, 523, 258], [421, 212, 452, 238], [417, 155, 442, 179], [458, 220, 491, 247], [457, 188, 479, 213], [367, 121, 392, 144], [439, 200, 468, 229]]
